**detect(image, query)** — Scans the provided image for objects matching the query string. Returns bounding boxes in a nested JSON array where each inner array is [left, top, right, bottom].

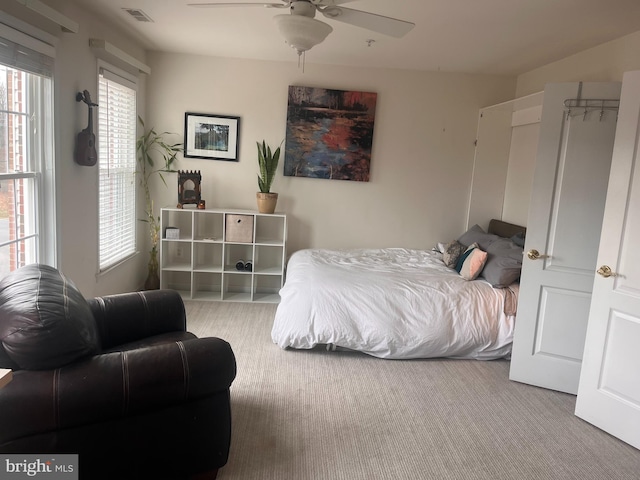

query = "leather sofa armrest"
[[0, 337, 236, 445], [88, 290, 187, 349]]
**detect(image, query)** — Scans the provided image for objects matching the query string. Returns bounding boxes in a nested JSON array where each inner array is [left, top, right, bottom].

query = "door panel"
[[547, 116, 617, 273], [576, 70, 640, 449], [467, 108, 512, 229], [599, 311, 640, 402], [509, 82, 620, 394], [618, 192, 640, 293], [536, 287, 590, 361]]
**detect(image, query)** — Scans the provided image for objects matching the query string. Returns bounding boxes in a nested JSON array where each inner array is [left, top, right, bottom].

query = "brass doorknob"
[[527, 249, 541, 260], [597, 265, 616, 278]]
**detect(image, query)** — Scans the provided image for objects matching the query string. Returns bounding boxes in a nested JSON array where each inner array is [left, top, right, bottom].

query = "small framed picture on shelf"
[[184, 112, 240, 161]]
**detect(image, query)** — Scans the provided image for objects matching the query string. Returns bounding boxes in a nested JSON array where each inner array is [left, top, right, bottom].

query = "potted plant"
[[136, 117, 182, 289], [256, 140, 282, 214]]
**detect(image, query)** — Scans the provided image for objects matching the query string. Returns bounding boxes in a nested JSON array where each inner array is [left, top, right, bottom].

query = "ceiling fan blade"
[[187, 1, 355, 8], [187, 2, 288, 8], [319, 6, 415, 38], [313, 0, 358, 5]]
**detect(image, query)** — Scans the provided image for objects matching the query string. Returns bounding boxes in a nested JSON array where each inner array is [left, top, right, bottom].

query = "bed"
[[271, 220, 526, 360]]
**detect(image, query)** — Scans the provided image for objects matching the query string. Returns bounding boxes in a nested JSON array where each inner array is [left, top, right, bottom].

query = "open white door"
[[575, 70, 640, 449], [509, 82, 620, 394]]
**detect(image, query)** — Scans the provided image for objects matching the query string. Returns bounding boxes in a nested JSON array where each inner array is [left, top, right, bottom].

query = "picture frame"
[[184, 112, 240, 161]]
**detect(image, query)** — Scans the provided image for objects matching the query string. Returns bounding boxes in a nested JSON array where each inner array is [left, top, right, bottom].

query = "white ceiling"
[[72, 0, 640, 76]]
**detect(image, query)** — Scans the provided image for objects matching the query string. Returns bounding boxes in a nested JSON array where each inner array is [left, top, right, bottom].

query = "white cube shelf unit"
[[160, 208, 287, 303]]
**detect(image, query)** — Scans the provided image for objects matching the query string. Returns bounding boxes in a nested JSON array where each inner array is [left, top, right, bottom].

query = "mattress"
[[271, 248, 517, 360]]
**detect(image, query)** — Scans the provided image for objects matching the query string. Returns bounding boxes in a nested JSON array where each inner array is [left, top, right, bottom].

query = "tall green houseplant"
[[256, 140, 281, 214], [136, 117, 182, 289]]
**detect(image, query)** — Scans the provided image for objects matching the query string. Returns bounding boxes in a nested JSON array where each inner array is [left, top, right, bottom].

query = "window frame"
[[0, 22, 57, 280], [96, 60, 139, 273]]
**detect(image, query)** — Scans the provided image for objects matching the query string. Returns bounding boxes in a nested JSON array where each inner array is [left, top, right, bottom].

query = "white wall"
[[2, 1, 149, 297], [516, 30, 640, 96], [146, 52, 516, 255]]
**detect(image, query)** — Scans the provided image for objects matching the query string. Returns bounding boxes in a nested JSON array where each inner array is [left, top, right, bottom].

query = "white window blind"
[[98, 67, 137, 271]]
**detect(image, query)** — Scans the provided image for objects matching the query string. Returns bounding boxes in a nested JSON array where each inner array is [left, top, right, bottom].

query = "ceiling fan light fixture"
[[273, 14, 333, 56]]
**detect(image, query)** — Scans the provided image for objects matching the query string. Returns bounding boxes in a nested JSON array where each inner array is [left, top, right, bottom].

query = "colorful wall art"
[[284, 86, 377, 182]]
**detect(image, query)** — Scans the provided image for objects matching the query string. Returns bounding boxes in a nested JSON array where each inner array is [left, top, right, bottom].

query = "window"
[[97, 65, 137, 271], [0, 27, 55, 281]]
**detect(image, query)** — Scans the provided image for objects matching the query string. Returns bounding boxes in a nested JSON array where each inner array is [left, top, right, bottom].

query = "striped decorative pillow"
[[455, 243, 488, 280]]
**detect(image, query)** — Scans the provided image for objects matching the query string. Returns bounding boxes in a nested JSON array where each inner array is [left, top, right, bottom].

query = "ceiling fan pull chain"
[[296, 50, 306, 73]]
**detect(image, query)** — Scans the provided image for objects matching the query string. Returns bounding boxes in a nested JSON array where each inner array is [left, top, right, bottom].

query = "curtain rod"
[[14, 0, 78, 33]]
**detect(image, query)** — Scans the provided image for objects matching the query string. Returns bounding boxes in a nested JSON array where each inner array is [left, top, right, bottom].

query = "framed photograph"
[[184, 112, 240, 161]]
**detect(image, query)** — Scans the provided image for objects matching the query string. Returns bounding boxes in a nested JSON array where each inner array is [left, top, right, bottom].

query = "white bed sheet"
[[271, 248, 517, 360]]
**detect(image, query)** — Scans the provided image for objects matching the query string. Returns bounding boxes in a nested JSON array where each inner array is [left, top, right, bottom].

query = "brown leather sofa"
[[0, 264, 236, 479]]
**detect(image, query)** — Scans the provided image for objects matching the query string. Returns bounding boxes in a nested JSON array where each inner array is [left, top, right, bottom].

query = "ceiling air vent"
[[122, 8, 154, 23]]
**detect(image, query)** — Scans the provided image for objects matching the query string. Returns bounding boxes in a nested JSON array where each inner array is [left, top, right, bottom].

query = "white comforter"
[[271, 248, 517, 360]]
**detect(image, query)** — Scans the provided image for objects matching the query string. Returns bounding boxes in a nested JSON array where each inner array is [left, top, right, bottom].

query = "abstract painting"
[[284, 86, 377, 182]]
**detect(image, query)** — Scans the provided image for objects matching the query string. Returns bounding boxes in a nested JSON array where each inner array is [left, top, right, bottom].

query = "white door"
[[509, 82, 620, 394], [575, 70, 640, 449]]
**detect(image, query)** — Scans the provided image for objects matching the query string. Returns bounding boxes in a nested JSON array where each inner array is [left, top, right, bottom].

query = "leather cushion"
[[0, 264, 100, 370]]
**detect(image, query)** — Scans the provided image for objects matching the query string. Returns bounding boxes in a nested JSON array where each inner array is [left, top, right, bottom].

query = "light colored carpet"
[[184, 301, 640, 480]]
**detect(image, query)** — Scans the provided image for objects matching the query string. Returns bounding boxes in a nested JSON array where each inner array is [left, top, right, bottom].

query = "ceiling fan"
[[187, 0, 415, 60]]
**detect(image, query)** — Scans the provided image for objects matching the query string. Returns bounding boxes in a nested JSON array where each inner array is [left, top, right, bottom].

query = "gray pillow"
[[481, 238, 524, 288], [510, 232, 525, 247], [457, 224, 500, 250]]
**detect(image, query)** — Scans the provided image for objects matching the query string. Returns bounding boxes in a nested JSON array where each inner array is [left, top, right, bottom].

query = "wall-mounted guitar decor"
[[74, 90, 98, 166]]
